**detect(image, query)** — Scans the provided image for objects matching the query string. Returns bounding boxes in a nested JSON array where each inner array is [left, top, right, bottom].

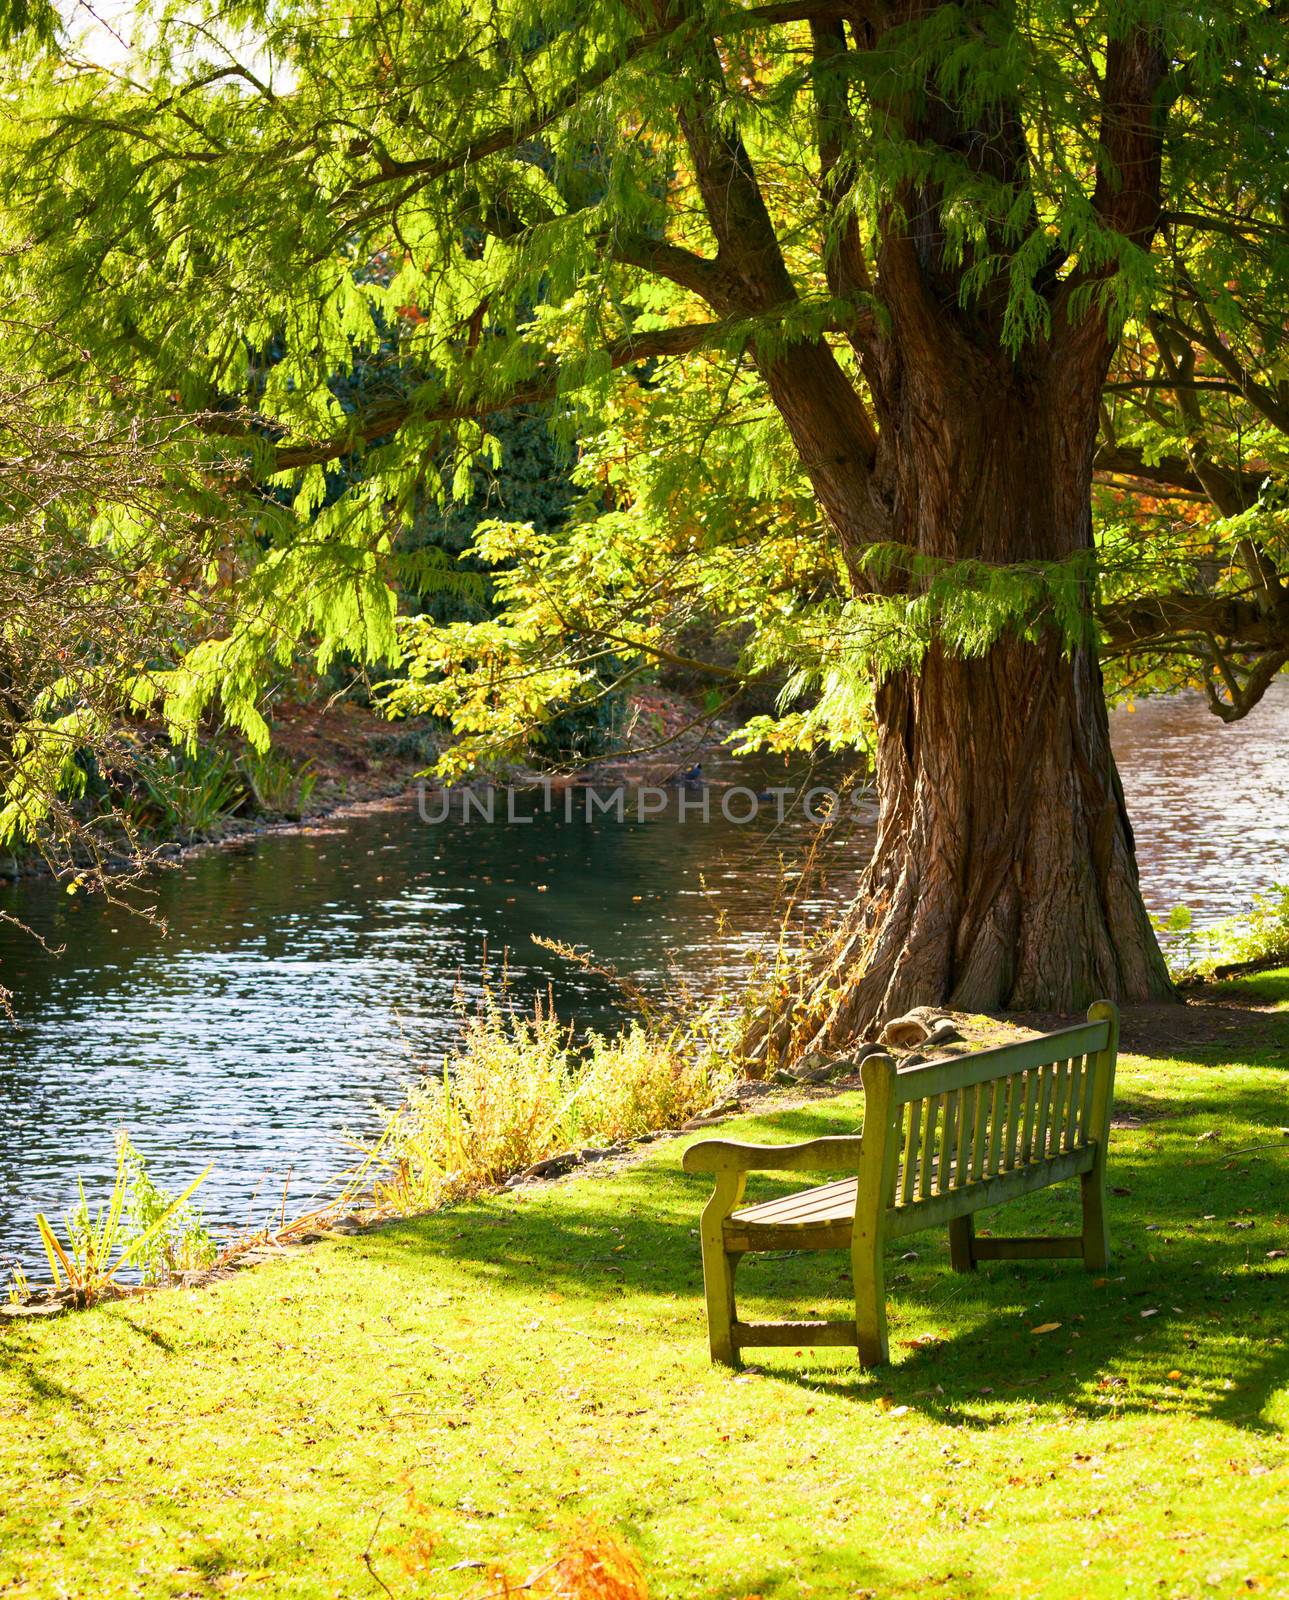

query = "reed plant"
[[240, 748, 318, 818], [33, 1132, 213, 1304]]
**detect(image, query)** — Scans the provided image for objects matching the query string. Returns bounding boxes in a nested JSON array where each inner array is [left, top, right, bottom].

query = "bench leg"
[[852, 1229, 888, 1366], [699, 1174, 745, 1368], [948, 1214, 977, 1273], [702, 1244, 742, 1368], [1080, 1166, 1111, 1272]]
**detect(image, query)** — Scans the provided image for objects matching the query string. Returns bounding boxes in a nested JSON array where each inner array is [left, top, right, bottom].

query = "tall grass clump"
[[32, 1131, 213, 1304], [369, 987, 729, 1213]]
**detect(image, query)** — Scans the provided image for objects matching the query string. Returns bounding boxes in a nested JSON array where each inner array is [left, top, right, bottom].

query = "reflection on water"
[[1, 682, 1286, 1267], [1110, 680, 1289, 924]]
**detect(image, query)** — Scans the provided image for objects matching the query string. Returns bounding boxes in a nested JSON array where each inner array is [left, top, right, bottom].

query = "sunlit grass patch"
[[1, 975, 1286, 1598]]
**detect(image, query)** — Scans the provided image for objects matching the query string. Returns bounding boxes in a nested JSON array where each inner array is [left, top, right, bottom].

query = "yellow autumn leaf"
[[1031, 1322, 1062, 1334]]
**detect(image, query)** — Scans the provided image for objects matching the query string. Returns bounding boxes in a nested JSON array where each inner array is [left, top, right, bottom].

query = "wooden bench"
[[683, 1001, 1119, 1366]]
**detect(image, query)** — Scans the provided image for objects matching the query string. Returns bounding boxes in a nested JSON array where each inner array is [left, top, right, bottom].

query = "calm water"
[[1, 683, 1287, 1269]]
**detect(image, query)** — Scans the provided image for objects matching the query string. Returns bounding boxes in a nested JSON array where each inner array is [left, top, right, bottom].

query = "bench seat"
[[726, 1176, 859, 1252]]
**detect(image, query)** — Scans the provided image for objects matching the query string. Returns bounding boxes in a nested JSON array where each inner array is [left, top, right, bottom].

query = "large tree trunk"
[[661, 2, 1176, 1055], [803, 639, 1173, 1046], [766, 358, 1176, 1054]]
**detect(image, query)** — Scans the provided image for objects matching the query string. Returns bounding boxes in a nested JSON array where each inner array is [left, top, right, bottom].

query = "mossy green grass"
[[2, 977, 1287, 1598]]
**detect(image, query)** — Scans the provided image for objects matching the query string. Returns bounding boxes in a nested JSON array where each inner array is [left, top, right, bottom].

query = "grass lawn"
[[2, 977, 1287, 1599]]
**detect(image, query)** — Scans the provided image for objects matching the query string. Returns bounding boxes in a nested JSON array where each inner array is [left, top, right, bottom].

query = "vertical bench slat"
[[1063, 1056, 1083, 1150], [887, 1103, 905, 1205], [1079, 1051, 1097, 1145], [1035, 1063, 1053, 1159], [1019, 1069, 1039, 1163], [900, 1098, 923, 1205], [937, 1091, 957, 1194], [986, 1078, 1006, 1178], [917, 1096, 938, 1200], [971, 1082, 989, 1181], [954, 1085, 974, 1189], [1048, 1060, 1068, 1157], [1004, 1074, 1023, 1170]]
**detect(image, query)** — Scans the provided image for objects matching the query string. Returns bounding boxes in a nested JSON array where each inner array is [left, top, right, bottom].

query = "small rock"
[[0, 1299, 63, 1319], [522, 1150, 584, 1180], [923, 1020, 964, 1050], [578, 1145, 625, 1164], [794, 1056, 847, 1085]]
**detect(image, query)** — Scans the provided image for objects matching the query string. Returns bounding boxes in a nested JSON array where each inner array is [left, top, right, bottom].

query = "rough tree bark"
[[728, 15, 1179, 1047], [760, 339, 1175, 1051]]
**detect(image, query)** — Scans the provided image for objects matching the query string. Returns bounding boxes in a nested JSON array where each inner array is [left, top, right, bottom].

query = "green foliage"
[[0, 0, 1282, 803], [369, 985, 726, 1211], [35, 1134, 213, 1303], [116, 1133, 216, 1285], [240, 748, 318, 818], [1154, 887, 1289, 981], [132, 745, 246, 838]]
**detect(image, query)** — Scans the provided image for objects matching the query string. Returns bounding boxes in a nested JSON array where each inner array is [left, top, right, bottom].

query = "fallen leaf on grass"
[[1031, 1322, 1061, 1335]]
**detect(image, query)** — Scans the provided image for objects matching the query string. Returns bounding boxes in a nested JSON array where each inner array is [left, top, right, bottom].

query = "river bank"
[[2, 971, 1286, 1599], [2, 686, 1288, 1275]]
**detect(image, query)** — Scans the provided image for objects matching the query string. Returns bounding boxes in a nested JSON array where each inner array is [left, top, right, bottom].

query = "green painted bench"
[[683, 1001, 1120, 1366]]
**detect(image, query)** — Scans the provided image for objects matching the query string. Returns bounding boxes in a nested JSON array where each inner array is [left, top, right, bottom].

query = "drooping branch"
[[655, 0, 884, 544], [1200, 644, 1289, 722], [1091, 442, 1267, 500], [332, 2, 855, 208], [605, 236, 739, 312], [231, 320, 735, 474]]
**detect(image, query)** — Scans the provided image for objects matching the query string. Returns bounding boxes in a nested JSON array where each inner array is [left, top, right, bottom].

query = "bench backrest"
[[857, 1002, 1119, 1232]]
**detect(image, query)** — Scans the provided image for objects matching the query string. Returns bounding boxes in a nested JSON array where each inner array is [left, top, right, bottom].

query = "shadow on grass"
[[362, 993, 1288, 1437]]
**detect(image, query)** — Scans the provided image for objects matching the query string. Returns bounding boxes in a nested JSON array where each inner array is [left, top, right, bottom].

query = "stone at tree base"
[[923, 1020, 965, 1049], [521, 1150, 584, 1180], [880, 1014, 932, 1048]]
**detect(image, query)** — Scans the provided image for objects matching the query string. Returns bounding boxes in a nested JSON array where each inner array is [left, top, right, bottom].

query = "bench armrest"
[[683, 1135, 864, 1175]]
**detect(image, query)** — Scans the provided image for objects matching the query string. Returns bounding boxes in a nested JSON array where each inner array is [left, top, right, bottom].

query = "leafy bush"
[[1154, 885, 1289, 979]]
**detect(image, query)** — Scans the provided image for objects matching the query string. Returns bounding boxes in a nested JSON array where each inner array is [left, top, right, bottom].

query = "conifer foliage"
[[0, 0, 1285, 1026]]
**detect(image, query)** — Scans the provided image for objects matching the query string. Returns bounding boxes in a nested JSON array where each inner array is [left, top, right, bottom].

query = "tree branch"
[[606, 236, 737, 312], [1100, 590, 1289, 656], [239, 321, 738, 473]]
